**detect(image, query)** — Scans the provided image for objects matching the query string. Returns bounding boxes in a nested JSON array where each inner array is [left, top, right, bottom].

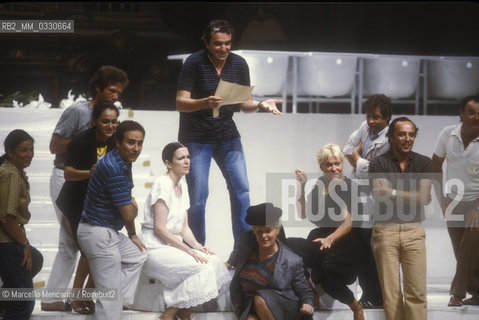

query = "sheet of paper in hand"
[[213, 79, 254, 117]]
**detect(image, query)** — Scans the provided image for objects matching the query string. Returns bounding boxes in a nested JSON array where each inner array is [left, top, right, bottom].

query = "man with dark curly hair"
[[343, 93, 392, 309], [42, 65, 128, 312]]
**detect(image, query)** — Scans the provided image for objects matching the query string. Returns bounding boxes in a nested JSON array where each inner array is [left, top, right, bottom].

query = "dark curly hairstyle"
[[201, 19, 233, 44], [363, 94, 392, 122], [87, 65, 129, 98]]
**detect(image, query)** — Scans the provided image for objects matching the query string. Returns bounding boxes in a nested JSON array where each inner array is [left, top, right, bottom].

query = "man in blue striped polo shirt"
[[77, 120, 147, 320], [176, 19, 283, 245]]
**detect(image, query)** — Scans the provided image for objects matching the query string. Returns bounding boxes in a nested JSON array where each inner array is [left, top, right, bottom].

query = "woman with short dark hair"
[[0, 129, 43, 320]]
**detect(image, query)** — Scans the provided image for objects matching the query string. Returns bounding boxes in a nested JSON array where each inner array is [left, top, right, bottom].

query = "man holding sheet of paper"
[[176, 19, 282, 245]]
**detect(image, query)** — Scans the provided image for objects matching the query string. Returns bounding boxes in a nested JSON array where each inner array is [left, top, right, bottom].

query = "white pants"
[[77, 222, 147, 319], [44, 167, 79, 301]]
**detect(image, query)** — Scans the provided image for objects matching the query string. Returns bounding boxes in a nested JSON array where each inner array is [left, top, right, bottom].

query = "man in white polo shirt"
[[433, 94, 479, 307]]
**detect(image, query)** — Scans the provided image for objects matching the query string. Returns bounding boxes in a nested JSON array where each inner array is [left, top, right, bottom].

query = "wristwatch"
[[391, 189, 398, 200]]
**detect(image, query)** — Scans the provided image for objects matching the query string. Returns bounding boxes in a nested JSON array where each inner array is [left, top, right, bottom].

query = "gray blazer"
[[228, 230, 314, 319]]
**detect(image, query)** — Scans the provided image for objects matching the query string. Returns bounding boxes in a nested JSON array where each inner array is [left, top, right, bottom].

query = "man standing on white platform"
[[42, 66, 129, 312], [432, 94, 479, 307], [176, 19, 283, 246], [343, 94, 392, 309], [77, 120, 147, 319]]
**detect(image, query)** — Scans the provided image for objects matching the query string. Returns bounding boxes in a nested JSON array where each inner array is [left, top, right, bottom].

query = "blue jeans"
[[185, 138, 251, 245], [0, 242, 43, 320]]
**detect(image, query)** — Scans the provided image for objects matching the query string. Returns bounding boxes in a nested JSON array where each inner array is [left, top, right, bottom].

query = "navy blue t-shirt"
[[177, 49, 250, 143]]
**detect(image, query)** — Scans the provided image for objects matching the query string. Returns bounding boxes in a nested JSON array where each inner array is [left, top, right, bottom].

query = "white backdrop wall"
[[0, 108, 461, 283]]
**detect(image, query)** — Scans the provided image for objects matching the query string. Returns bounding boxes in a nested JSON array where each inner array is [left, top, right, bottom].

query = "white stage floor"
[[30, 285, 479, 320], [1, 109, 474, 320]]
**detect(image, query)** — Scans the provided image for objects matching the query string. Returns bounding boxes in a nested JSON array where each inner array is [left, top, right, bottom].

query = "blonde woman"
[[290, 143, 364, 320]]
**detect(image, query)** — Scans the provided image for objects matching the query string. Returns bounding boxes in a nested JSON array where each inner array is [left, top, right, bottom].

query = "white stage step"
[[1, 109, 474, 320], [29, 305, 479, 320], [28, 283, 479, 320]]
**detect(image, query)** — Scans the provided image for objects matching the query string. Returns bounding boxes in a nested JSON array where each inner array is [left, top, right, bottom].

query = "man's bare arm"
[[176, 90, 223, 113], [49, 133, 72, 154], [64, 164, 96, 181], [118, 202, 138, 223], [345, 154, 356, 168], [432, 153, 448, 210], [373, 177, 432, 206], [240, 99, 283, 115]]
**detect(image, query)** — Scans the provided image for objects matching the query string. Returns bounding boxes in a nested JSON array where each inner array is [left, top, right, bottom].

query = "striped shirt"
[[239, 250, 278, 296], [81, 149, 133, 230], [0, 159, 30, 243], [369, 150, 432, 223], [177, 49, 250, 143]]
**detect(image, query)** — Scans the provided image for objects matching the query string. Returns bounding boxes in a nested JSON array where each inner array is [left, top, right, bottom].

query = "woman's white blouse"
[[141, 174, 190, 246]]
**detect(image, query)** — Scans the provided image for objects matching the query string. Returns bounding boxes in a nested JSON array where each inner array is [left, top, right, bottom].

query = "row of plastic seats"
[[167, 51, 479, 114], [424, 58, 479, 114], [240, 52, 289, 103], [297, 53, 358, 113], [358, 55, 421, 114]]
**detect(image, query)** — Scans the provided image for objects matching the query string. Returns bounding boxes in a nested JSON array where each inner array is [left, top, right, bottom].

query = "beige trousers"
[[372, 223, 427, 320]]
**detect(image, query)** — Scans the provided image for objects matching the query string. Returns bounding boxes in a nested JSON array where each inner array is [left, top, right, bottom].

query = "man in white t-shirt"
[[432, 94, 479, 307]]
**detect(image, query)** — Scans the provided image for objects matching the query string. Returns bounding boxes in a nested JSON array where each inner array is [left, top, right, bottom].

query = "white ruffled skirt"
[[142, 241, 230, 308]]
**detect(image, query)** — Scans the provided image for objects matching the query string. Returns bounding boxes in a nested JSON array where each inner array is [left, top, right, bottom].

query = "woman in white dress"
[[140, 142, 230, 320]]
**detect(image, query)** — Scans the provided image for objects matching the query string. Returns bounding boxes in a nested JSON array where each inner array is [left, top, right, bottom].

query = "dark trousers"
[[447, 201, 479, 299], [287, 228, 361, 306], [0, 242, 43, 320], [357, 228, 383, 304]]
